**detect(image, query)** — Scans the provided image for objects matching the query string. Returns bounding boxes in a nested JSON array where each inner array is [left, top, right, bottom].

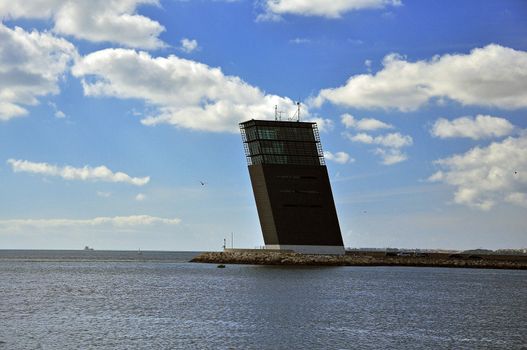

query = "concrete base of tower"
[[265, 244, 345, 255]]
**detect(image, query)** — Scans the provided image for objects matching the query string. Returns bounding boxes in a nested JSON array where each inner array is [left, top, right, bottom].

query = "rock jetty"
[[191, 250, 527, 270]]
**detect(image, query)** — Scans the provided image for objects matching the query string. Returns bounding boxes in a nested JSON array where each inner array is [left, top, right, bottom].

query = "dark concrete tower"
[[239, 119, 344, 255]]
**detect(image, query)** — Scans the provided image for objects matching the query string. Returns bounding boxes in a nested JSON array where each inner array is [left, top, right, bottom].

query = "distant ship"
[[84, 246, 94, 251]]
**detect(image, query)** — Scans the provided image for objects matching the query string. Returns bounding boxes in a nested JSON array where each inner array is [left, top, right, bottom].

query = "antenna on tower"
[[290, 101, 301, 121], [297, 102, 301, 122], [275, 105, 284, 120]]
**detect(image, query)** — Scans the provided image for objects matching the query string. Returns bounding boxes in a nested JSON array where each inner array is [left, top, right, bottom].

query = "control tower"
[[239, 118, 344, 255]]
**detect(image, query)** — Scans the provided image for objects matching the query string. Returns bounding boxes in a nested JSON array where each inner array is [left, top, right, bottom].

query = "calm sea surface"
[[0, 250, 526, 349]]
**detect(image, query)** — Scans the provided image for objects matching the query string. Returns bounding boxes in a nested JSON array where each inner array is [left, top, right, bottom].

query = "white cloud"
[[72, 49, 309, 133], [0, 215, 181, 230], [364, 59, 372, 72], [341, 113, 393, 130], [48, 102, 67, 118], [431, 115, 514, 140], [429, 133, 527, 210], [180, 38, 198, 53], [345, 132, 412, 148], [0, 0, 165, 49], [135, 193, 146, 201], [348, 39, 364, 45], [7, 159, 150, 186], [54, 110, 66, 118], [0, 24, 77, 121], [97, 191, 112, 198], [344, 131, 412, 165], [348, 132, 374, 144], [506, 192, 527, 207], [260, 0, 401, 19], [313, 44, 527, 111], [373, 148, 407, 165], [255, 11, 283, 22], [289, 38, 311, 44], [324, 151, 354, 164]]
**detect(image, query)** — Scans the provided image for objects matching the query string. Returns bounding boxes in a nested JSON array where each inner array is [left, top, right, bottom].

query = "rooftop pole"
[[297, 102, 301, 122]]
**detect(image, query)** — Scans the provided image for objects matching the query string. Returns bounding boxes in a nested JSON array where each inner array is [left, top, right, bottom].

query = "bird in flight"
[[200, 181, 206, 186]]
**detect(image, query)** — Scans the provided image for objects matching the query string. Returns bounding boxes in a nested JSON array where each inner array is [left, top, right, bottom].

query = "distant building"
[[239, 119, 344, 255]]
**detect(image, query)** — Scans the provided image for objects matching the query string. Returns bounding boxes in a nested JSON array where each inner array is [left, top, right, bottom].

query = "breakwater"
[[191, 250, 527, 270]]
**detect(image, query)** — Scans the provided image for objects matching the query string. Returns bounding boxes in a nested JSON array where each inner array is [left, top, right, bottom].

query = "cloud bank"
[[260, 0, 401, 19], [429, 133, 527, 210], [313, 45, 527, 111], [431, 115, 514, 140], [0, 24, 77, 121], [0, 215, 181, 230], [72, 49, 309, 133], [7, 159, 150, 186], [344, 131, 412, 165], [0, 0, 165, 49]]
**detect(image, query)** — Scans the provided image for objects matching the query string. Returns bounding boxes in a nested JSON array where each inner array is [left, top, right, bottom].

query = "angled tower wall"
[[240, 119, 344, 255]]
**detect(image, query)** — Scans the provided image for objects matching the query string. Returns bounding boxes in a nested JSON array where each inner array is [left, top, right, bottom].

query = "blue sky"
[[0, 0, 526, 250]]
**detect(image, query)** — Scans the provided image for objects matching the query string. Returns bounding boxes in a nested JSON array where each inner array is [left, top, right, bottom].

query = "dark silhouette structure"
[[240, 119, 344, 254]]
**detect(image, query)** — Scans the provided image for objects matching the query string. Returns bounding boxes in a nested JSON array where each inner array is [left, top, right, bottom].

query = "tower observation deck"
[[239, 119, 344, 255]]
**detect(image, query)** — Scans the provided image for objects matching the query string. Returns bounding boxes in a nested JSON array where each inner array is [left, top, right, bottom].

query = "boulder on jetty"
[[191, 250, 527, 270]]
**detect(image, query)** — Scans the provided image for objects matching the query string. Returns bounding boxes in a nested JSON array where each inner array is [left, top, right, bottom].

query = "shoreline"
[[191, 251, 527, 270]]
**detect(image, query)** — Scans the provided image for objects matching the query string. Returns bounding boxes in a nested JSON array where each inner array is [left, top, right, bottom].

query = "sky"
[[0, 0, 526, 251]]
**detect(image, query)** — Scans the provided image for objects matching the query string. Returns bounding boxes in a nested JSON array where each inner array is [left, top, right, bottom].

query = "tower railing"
[[239, 123, 253, 165], [312, 124, 326, 165], [240, 120, 326, 166]]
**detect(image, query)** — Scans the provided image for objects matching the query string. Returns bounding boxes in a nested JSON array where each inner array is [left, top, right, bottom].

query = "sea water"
[[0, 250, 526, 349]]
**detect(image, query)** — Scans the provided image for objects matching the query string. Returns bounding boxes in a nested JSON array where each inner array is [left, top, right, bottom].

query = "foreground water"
[[0, 251, 526, 349]]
